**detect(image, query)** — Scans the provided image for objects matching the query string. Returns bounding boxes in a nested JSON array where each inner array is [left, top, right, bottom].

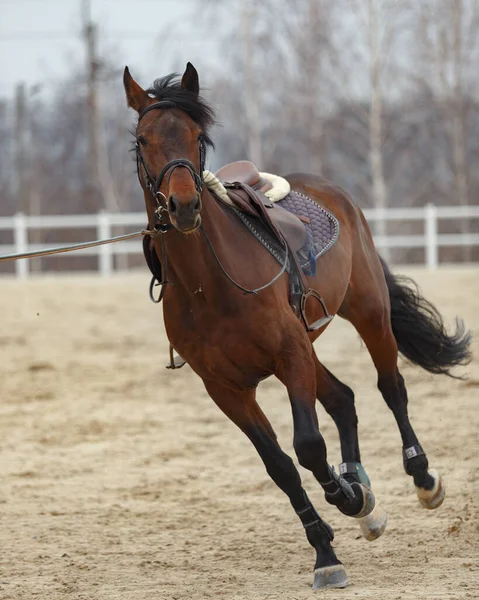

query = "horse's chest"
[[164, 305, 279, 384]]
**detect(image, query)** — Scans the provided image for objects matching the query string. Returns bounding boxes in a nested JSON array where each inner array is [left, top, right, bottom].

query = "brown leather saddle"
[[215, 161, 308, 255], [214, 161, 332, 333]]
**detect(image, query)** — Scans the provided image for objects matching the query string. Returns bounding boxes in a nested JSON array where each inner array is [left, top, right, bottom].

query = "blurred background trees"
[[1, 0, 478, 265]]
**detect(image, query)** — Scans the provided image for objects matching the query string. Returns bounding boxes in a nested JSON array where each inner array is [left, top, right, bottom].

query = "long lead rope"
[[0, 230, 151, 263]]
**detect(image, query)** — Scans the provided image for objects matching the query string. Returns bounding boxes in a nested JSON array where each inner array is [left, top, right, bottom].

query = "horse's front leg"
[[275, 334, 382, 535], [203, 380, 348, 590]]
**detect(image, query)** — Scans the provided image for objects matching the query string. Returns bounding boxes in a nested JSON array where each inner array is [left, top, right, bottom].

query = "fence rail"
[[1, 204, 479, 278]]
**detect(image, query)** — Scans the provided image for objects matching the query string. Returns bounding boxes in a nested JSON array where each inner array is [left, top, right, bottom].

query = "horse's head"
[[124, 63, 214, 234]]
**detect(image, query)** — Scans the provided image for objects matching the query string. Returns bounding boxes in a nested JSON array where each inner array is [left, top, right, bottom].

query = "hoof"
[[354, 485, 387, 541], [353, 484, 375, 518], [416, 469, 445, 509], [357, 500, 388, 541], [312, 563, 349, 590]]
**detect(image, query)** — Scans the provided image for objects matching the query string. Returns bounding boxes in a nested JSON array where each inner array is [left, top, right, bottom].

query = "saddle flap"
[[224, 184, 307, 254], [265, 204, 307, 254]]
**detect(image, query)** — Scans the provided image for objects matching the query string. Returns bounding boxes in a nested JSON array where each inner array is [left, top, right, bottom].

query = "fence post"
[[425, 203, 438, 270], [13, 212, 28, 279], [97, 211, 113, 276]]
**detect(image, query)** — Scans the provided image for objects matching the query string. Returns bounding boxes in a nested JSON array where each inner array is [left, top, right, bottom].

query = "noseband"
[[135, 101, 206, 219]]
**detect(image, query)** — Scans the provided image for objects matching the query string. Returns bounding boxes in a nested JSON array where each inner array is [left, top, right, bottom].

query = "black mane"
[[146, 73, 215, 148]]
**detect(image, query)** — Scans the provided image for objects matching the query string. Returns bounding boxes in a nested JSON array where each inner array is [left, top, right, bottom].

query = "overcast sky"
[[0, 0, 220, 98]]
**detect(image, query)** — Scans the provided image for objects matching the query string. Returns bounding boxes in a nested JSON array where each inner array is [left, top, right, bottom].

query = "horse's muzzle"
[[168, 194, 202, 233]]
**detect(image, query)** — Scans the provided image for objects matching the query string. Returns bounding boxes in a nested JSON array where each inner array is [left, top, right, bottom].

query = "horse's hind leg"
[[341, 268, 445, 510], [203, 380, 348, 590], [313, 351, 387, 540]]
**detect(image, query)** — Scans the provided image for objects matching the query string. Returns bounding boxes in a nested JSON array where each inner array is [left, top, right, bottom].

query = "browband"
[[138, 101, 178, 121]]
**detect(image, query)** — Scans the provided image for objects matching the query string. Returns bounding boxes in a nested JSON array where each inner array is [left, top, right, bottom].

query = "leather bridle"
[[135, 101, 291, 306], [135, 100, 207, 302], [135, 101, 206, 230]]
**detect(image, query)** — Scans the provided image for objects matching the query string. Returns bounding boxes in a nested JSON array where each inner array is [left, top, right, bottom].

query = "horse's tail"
[[379, 257, 472, 377]]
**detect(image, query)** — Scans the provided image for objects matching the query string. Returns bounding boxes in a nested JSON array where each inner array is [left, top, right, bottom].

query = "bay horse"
[[123, 63, 471, 589]]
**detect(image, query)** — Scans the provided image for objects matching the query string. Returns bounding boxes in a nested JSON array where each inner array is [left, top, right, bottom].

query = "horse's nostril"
[[193, 198, 201, 212], [168, 196, 177, 214]]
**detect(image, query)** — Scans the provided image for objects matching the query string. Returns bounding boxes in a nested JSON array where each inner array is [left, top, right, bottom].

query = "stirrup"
[[300, 289, 334, 332], [166, 344, 187, 369]]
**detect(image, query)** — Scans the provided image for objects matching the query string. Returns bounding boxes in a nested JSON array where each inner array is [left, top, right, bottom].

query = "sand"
[[0, 268, 478, 600]]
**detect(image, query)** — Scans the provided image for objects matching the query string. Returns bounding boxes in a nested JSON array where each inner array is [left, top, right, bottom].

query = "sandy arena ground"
[[0, 268, 478, 600]]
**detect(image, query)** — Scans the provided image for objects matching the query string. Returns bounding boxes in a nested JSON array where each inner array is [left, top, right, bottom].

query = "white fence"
[[1, 204, 479, 278]]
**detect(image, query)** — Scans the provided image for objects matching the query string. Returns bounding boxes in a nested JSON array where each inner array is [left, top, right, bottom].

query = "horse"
[[123, 62, 471, 589]]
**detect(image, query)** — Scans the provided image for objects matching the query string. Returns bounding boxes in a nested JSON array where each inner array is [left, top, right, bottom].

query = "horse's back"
[[285, 172, 378, 260], [284, 173, 363, 226]]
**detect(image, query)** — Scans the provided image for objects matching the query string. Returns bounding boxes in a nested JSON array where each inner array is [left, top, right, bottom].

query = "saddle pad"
[[277, 190, 339, 276], [230, 190, 339, 277]]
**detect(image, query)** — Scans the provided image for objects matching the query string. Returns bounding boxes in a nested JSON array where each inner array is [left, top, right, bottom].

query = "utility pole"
[[81, 0, 126, 270], [82, 0, 100, 210], [15, 83, 44, 273], [15, 83, 29, 215]]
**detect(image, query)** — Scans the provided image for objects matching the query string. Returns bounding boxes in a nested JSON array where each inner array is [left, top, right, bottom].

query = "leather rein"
[[136, 101, 289, 303]]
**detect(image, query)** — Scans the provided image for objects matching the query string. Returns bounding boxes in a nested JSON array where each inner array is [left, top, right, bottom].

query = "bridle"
[[135, 100, 206, 232], [135, 100, 208, 302], [135, 101, 290, 305]]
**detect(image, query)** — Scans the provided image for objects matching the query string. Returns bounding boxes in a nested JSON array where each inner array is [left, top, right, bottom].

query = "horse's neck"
[[163, 190, 245, 305]]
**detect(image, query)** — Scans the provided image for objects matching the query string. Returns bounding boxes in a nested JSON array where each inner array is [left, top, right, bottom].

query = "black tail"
[[380, 258, 472, 377]]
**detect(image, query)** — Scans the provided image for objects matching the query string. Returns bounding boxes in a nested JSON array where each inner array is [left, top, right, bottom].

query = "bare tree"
[[367, 0, 388, 247], [241, 0, 263, 167], [414, 0, 479, 261]]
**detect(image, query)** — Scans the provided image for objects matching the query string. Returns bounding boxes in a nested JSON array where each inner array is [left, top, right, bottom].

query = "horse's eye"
[[137, 135, 148, 146]]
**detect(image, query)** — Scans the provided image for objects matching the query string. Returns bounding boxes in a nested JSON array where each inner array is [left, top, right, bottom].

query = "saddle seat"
[[215, 161, 307, 254], [215, 160, 273, 195]]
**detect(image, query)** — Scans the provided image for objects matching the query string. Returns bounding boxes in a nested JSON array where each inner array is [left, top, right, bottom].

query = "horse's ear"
[[181, 62, 199, 96], [123, 66, 150, 113]]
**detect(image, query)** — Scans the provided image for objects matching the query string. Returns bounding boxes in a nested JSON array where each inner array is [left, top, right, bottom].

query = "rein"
[[199, 224, 289, 296]]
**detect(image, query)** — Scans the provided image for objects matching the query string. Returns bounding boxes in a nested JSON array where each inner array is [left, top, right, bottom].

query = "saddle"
[[215, 161, 331, 332], [215, 161, 308, 254]]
